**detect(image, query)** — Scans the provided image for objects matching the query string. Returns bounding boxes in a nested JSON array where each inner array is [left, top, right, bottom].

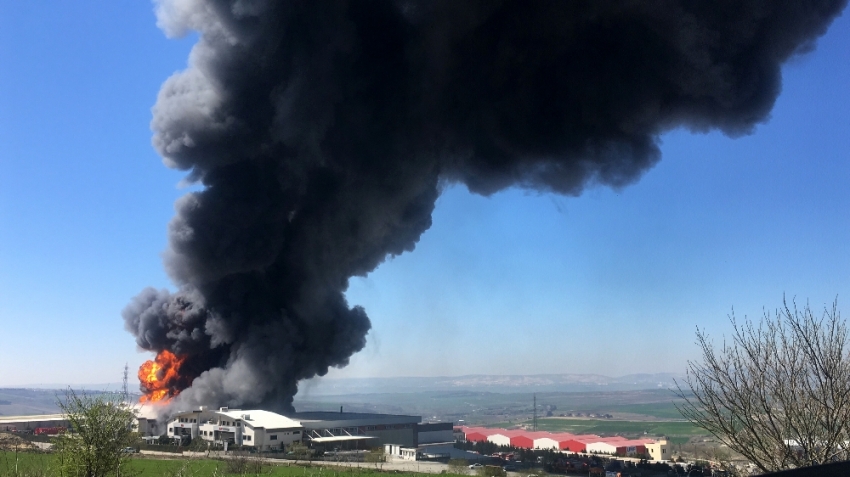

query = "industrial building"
[[292, 411, 422, 448], [644, 440, 669, 461], [458, 426, 667, 460], [586, 439, 647, 455], [0, 414, 68, 433], [559, 435, 619, 452], [164, 407, 445, 451], [166, 408, 304, 451], [461, 427, 501, 442]]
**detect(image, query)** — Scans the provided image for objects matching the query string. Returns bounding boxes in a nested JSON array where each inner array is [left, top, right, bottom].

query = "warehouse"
[[586, 439, 647, 456], [509, 431, 550, 449], [533, 432, 579, 450], [417, 422, 454, 445], [0, 414, 68, 433], [461, 427, 500, 442], [561, 435, 625, 453], [487, 429, 527, 446], [294, 411, 421, 448], [457, 427, 662, 460], [165, 407, 426, 450]]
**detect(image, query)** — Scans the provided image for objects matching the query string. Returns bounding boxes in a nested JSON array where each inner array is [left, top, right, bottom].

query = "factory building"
[[459, 427, 663, 460], [533, 432, 578, 450], [586, 439, 647, 456], [167, 408, 305, 451], [417, 422, 454, 445], [488, 430, 528, 446], [0, 414, 68, 432], [560, 435, 623, 452], [164, 407, 428, 451], [462, 427, 500, 442], [293, 411, 421, 448], [509, 431, 549, 449], [382, 423, 470, 462]]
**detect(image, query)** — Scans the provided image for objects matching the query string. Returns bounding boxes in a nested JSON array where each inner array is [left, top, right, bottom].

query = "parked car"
[[503, 465, 518, 471], [469, 463, 483, 469], [122, 447, 137, 454]]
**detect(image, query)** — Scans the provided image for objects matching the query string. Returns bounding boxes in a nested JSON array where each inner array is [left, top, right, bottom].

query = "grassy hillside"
[[0, 452, 466, 477]]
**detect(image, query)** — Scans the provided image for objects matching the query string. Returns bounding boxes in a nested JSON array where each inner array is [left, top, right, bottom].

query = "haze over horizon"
[[1, 2, 849, 395]]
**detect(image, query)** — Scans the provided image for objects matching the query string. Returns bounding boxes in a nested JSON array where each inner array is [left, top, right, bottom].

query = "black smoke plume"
[[123, 0, 847, 412]]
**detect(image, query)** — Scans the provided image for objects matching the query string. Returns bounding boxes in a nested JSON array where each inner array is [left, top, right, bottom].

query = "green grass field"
[[0, 452, 467, 477], [604, 402, 687, 420]]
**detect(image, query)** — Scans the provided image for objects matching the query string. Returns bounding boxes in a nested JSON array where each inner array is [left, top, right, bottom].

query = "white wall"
[[586, 442, 617, 454], [488, 434, 512, 446], [533, 437, 559, 449]]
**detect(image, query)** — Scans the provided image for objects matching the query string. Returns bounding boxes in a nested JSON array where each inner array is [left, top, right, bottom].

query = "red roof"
[[490, 430, 530, 437]]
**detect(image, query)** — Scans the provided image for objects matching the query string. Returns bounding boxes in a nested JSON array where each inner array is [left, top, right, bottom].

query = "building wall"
[[488, 434, 512, 446], [534, 437, 559, 449], [465, 432, 489, 442], [418, 429, 453, 444], [645, 440, 668, 461], [133, 418, 160, 437], [511, 436, 533, 449], [417, 422, 453, 444], [297, 412, 420, 448], [561, 440, 586, 452], [167, 413, 200, 439], [258, 428, 301, 450], [614, 444, 646, 455], [586, 442, 617, 454]]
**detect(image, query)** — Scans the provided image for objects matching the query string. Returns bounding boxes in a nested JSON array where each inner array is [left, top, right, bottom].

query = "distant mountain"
[[0, 382, 125, 391], [298, 373, 682, 396]]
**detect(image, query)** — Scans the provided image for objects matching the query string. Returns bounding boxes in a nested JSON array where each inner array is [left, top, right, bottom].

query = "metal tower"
[[533, 394, 538, 431]]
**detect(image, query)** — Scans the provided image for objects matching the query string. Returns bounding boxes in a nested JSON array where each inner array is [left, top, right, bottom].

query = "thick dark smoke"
[[123, 0, 847, 412]]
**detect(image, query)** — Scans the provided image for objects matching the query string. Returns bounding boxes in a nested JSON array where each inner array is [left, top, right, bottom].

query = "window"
[[244, 435, 251, 441], [293, 431, 300, 435], [169, 428, 173, 433], [270, 435, 278, 441]]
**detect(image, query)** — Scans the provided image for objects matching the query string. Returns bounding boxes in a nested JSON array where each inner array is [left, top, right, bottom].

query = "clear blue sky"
[[1, 2, 848, 388]]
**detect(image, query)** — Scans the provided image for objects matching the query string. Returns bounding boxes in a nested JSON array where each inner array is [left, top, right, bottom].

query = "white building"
[[167, 407, 302, 451], [645, 440, 669, 461], [586, 441, 619, 454]]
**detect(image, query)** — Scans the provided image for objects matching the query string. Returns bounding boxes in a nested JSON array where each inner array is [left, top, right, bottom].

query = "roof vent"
[[242, 414, 251, 420], [219, 407, 229, 412]]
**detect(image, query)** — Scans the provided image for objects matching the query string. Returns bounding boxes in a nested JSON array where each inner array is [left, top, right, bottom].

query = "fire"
[[138, 350, 186, 403]]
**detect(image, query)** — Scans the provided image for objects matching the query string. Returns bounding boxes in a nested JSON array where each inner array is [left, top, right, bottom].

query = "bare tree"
[[676, 298, 850, 473]]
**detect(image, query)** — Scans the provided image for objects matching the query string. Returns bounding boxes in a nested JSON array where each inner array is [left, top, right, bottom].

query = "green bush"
[[477, 465, 506, 477]]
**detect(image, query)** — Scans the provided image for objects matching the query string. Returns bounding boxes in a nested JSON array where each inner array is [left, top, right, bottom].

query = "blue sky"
[[1, 3, 848, 388]]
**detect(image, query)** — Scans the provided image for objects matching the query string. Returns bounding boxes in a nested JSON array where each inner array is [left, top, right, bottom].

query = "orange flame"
[[138, 350, 186, 403]]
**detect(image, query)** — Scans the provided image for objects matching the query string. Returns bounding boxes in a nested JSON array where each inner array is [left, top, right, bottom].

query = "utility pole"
[[122, 363, 129, 403], [533, 394, 538, 431]]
